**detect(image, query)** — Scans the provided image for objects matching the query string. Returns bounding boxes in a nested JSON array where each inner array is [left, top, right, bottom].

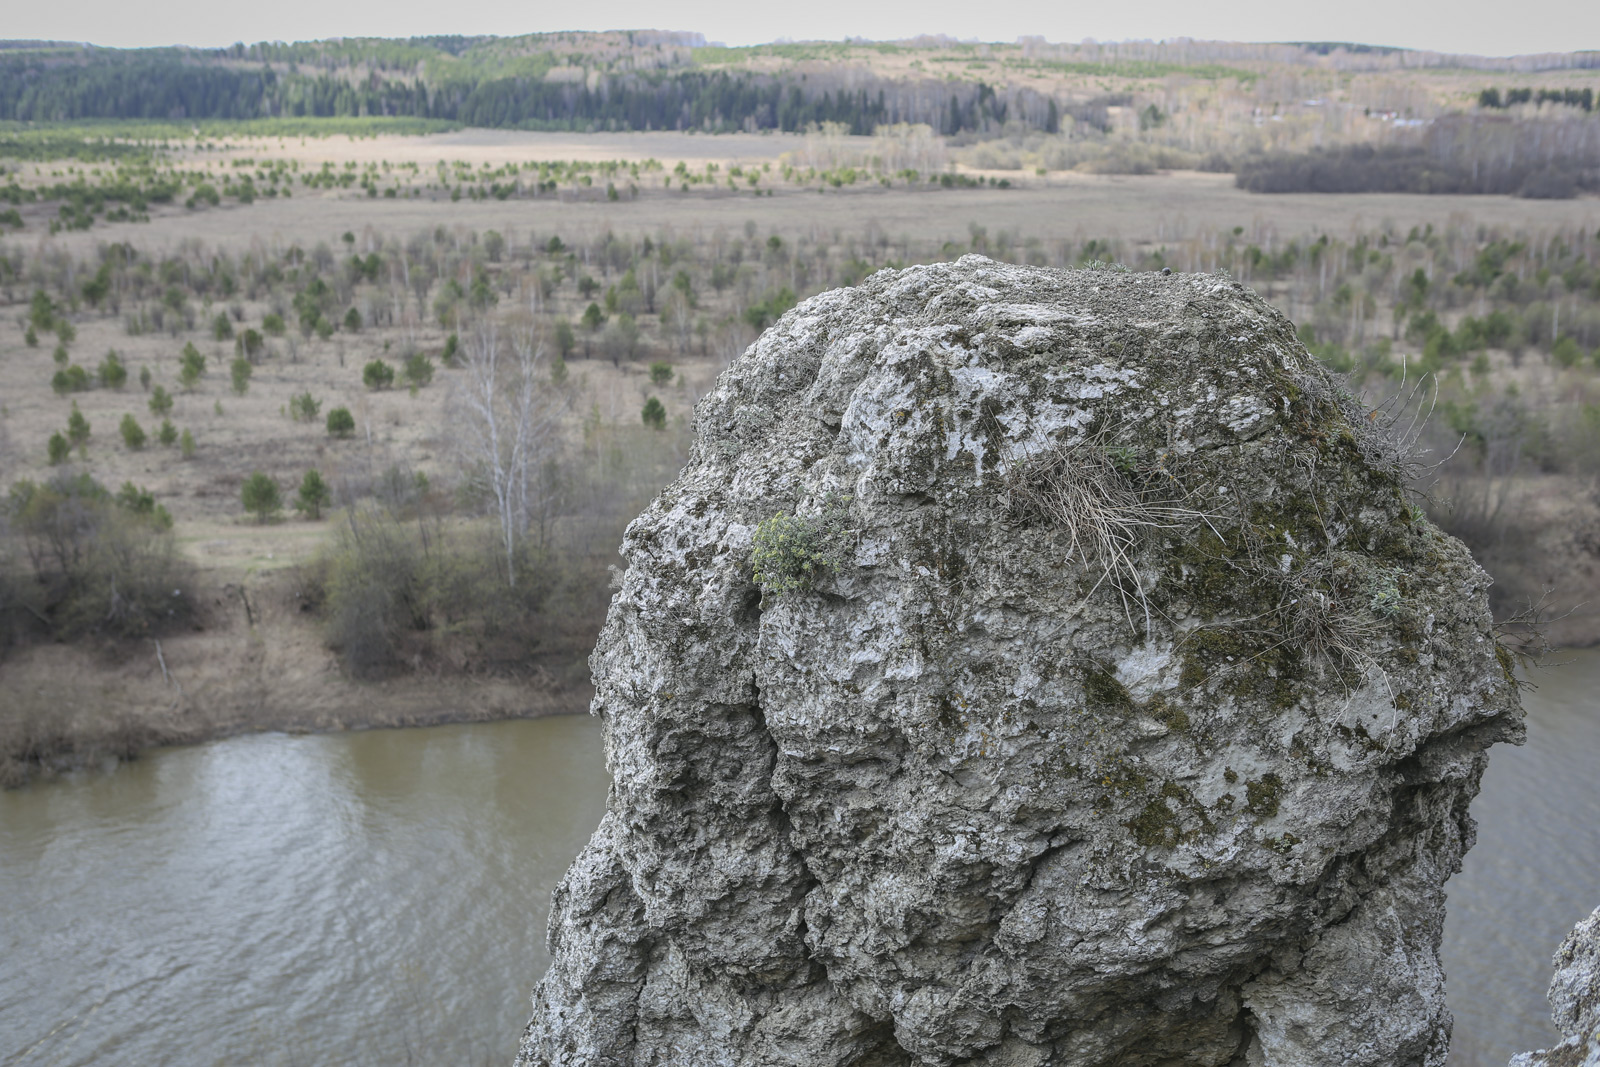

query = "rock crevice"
[[518, 258, 1523, 1067]]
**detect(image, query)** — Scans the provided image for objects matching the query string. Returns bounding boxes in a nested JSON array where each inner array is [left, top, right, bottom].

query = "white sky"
[[6, 0, 1597, 59]]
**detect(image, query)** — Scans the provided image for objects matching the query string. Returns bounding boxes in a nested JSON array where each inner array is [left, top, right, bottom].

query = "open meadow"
[[23, 130, 1600, 254]]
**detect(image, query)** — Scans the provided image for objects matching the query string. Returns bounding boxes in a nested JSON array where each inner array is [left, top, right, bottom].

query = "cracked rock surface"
[[517, 257, 1524, 1067], [1511, 906, 1600, 1067]]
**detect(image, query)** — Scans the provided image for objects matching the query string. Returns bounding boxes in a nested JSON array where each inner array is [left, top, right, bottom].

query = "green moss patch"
[[1245, 773, 1283, 818]]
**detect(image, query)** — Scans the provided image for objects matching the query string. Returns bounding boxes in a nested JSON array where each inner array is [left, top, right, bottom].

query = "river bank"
[[0, 575, 592, 788]]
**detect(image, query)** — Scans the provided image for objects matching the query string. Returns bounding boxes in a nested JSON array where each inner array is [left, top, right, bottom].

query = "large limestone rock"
[[518, 257, 1523, 1067], [1511, 906, 1600, 1067]]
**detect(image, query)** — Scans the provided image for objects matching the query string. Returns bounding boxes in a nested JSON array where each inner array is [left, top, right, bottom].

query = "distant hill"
[[3, 32, 1598, 134]]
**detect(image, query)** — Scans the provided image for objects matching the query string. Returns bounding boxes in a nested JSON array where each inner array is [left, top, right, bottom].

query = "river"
[[2, 659, 1596, 1067]]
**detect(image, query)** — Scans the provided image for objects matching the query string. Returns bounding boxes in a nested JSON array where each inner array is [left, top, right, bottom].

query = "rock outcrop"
[[518, 258, 1524, 1067], [1511, 906, 1600, 1067]]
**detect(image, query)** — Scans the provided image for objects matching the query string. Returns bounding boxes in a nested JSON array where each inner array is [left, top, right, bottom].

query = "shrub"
[[742, 287, 797, 332], [27, 290, 55, 333], [119, 414, 147, 450], [362, 359, 395, 390], [66, 403, 90, 450], [641, 396, 667, 430], [148, 385, 174, 417], [98, 351, 128, 390], [115, 481, 172, 530], [237, 328, 264, 361], [240, 472, 281, 523], [294, 469, 332, 520], [24, 326, 37, 347], [158, 419, 178, 446], [326, 406, 356, 438], [230, 356, 253, 395], [750, 500, 853, 596], [6, 473, 192, 639], [289, 391, 321, 422], [1553, 336, 1583, 368], [1368, 568, 1405, 617], [315, 317, 334, 341], [47, 432, 70, 465], [312, 506, 555, 678], [53, 344, 69, 366], [441, 332, 459, 366], [649, 361, 674, 386], [139, 366, 152, 391], [262, 312, 286, 336], [212, 313, 233, 341], [51, 365, 91, 394], [343, 307, 362, 332], [177, 342, 205, 390], [402, 351, 435, 388], [179, 428, 195, 458]]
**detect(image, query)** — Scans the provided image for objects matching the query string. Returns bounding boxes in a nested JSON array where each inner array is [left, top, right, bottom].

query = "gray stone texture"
[[1511, 906, 1600, 1067], [518, 257, 1524, 1067]]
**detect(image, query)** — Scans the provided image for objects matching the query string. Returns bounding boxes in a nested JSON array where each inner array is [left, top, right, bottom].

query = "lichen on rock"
[[1510, 906, 1600, 1067], [517, 256, 1524, 1067]]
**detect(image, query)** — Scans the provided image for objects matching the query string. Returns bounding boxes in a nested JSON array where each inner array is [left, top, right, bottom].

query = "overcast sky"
[[8, 0, 1596, 58]]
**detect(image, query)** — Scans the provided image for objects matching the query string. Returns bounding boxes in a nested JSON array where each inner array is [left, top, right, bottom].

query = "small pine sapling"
[[230, 356, 253, 395], [294, 469, 332, 520], [240, 471, 281, 523], [119, 414, 147, 450]]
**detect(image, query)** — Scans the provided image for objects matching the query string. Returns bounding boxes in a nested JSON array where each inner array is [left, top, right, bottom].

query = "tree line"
[[0, 49, 1055, 134], [1235, 115, 1600, 198], [1479, 87, 1595, 112]]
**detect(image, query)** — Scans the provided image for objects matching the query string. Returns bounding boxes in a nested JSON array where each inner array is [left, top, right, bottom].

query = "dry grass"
[[0, 311, 715, 545], [33, 164, 1600, 266], [1002, 436, 1209, 634], [1002, 428, 1399, 683]]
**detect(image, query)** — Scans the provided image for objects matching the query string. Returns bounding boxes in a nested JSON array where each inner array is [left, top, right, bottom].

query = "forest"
[[0, 44, 1052, 135]]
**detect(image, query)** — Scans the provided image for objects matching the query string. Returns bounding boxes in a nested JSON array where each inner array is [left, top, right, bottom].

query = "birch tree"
[[451, 319, 567, 587]]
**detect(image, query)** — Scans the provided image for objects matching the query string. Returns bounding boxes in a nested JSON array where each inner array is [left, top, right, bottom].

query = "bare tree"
[[450, 319, 568, 587]]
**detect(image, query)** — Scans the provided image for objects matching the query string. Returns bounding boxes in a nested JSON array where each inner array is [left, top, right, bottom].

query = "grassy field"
[[19, 132, 1600, 255], [5, 126, 1600, 779]]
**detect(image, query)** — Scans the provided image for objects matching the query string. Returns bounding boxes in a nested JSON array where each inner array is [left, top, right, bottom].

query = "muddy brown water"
[[2, 658, 1596, 1066]]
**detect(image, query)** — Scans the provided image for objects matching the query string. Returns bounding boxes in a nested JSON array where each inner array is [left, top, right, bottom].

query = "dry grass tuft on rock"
[[1002, 435, 1206, 634]]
